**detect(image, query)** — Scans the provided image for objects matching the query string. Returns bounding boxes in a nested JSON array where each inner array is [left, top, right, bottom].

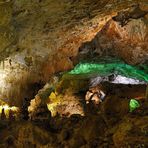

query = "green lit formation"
[[129, 99, 140, 112], [67, 59, 148, 82]]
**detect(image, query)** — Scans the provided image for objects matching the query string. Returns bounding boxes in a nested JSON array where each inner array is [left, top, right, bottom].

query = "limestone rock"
[[0, 1, 12, 26], [113, 116, 148, 147]]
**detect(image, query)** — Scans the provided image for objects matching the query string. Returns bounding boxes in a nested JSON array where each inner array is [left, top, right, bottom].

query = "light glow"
[[90, 75, 146, 86], [0, 104, 19, 119], [68, 61, 148, 82], [0, 69, 7, 86]]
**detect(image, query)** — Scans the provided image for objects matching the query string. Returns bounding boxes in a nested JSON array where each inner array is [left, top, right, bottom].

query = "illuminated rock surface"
[[67, 59, 148, 82]]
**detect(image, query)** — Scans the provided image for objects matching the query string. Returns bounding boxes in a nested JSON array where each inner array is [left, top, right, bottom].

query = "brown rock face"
[[77, 18, 148, 64], [0, 0, 147, 63], [113, 116, 148, 147]]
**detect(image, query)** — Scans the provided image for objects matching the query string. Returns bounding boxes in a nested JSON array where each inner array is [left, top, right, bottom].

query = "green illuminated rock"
[[129, 99, 140, 112], [67, 59, 148, 82]]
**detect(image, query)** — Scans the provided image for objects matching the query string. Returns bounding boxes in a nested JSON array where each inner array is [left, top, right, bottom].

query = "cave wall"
[[0, 0, 147, 105], [77, 18, 148, 64]]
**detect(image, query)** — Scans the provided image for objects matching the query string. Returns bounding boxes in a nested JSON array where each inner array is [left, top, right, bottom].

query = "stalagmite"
[[1, 108, 6, 120]]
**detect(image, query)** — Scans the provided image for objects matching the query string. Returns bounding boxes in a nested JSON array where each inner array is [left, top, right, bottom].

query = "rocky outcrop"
[[0, 92, 147, 148], [77, 18, 148, 64]]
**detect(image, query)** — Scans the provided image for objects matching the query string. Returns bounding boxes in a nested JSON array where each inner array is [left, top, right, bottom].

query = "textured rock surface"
[[77, 19, 148, 64], [0, 85, 147, 148], [0, 1, 147, 105], [0, 1, 148, 147], [113, 116, 148, 147], [0, 1, 147, 62]]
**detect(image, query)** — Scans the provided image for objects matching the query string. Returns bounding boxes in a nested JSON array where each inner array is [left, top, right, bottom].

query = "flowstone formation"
[[28, 76, 86, 118]]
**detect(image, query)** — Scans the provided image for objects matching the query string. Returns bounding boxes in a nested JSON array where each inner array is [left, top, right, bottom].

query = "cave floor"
[[0, 84, 148, 148]]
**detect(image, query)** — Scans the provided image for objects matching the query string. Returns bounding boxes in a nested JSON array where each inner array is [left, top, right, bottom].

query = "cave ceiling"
[[0, 0, 147, 105]]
